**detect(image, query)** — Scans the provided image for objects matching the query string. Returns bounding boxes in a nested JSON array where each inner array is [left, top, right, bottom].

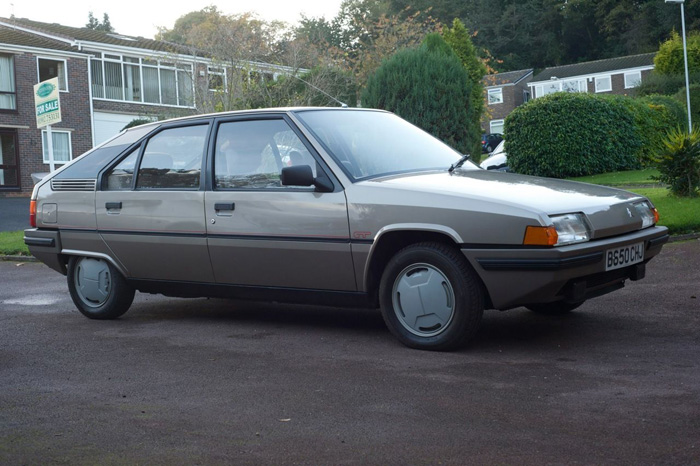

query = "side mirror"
[[281, 165, 334, 193]]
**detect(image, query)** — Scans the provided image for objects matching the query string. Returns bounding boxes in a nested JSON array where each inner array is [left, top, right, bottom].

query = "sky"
[[3, 0, 344, 38]]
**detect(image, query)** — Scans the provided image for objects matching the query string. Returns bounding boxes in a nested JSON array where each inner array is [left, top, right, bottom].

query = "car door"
[[205, 115, 356, 291], [96, 122, 215, 282]]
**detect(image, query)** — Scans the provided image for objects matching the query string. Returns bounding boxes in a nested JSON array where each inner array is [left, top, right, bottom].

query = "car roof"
[[126, 107, 389, 133]]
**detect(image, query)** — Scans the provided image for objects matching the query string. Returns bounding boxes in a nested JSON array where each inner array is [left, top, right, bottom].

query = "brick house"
[[528, 53, 655, 100], [0, 17, 299, 196], [481, 69, 534, 135]]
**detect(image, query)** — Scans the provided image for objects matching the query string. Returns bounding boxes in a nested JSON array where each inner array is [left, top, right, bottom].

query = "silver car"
[[25, 108, 669, 350]]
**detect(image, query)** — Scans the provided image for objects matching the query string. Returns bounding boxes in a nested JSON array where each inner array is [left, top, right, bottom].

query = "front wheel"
[[67, 256, 135, 319], [379, 242, 484, 351]]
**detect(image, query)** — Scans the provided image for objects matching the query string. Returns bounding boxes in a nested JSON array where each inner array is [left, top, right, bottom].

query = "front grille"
[[51, 179, 97, 191]]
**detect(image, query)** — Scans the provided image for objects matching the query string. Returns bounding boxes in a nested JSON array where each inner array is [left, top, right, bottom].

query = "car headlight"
[[523, 213, 590, 246], [550, 213, 590, 246], [634, 201, 658, 229]]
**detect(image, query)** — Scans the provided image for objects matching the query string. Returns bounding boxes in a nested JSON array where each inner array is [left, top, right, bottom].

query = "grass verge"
[[0, 231, 30, 256]]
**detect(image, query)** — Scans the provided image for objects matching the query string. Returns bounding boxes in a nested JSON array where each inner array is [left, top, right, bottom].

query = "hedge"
[[505, 93, 642, 178]]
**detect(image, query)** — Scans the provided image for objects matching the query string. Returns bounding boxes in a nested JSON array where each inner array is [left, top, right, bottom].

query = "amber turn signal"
[[523, 225, 558, 246], [653, 208, 660, 224], [29, 200, 37, 228]]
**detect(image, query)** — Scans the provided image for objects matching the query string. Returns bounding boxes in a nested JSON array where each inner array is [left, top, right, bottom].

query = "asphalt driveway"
[[0, 239, 698, 464]]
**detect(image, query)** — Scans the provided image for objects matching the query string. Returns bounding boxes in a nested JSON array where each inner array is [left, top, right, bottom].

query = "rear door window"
[[135, 125, 208, 189]]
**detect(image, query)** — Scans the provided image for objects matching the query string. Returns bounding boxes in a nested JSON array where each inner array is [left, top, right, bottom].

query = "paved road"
[[1, 240, 699, 464], [0, 197, 30, 232]]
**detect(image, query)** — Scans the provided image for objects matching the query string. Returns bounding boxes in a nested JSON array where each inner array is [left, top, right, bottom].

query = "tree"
[[294, 0, 439, 94], [442, 19, 486, 156], [362, 34, 474, 154], [655, 31, 700, 76], [387, 0, 700, 71], [85, 12, 114, 32], [86, 12, 99, 30]]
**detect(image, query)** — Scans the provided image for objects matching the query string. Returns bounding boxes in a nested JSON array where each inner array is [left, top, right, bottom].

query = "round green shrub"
[[505, 93, 641, 178], [362, 34, 474, 155]]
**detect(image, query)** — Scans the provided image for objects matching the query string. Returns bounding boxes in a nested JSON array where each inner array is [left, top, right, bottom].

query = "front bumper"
[[461, 226, 669, 310]]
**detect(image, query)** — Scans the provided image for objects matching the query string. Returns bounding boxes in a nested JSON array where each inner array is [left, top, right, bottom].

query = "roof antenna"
[[10, 3, 15, 18], [291, 74, 349, 108]]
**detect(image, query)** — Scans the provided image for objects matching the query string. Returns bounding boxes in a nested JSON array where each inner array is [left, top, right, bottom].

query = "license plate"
[[605, 242, 644, 271]]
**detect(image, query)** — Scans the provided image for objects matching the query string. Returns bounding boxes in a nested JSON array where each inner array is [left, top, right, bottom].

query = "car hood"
[[363, 170, 648, 238]]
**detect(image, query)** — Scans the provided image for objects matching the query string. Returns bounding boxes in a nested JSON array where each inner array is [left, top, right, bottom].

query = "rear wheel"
[[526, 301, 584, 315], [67, 256, 135, 319], [379, 242, 484, 351]]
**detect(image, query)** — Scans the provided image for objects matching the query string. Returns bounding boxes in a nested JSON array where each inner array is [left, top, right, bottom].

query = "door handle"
[[215, 203, 235, 211], [105, 202, 122, 210]]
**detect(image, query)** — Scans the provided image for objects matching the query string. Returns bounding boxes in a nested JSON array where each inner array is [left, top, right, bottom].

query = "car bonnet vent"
[[51, 179, 97, 191]]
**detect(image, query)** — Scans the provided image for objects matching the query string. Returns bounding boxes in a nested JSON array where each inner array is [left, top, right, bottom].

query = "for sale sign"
[[34, 77, 62, 128]]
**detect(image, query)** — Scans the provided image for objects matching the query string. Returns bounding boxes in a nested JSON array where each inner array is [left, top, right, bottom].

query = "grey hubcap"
[[392, 263, 455, 337], [74, 258, 112, 308]]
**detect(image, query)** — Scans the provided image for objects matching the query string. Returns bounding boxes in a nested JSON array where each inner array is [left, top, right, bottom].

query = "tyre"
[[526, 301, 584, 315], [379, 242, 484, 351], [67, 256, 135, 319], [486, 145, 493, 152]]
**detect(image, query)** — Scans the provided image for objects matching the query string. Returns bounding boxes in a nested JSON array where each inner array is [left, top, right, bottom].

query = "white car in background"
[[480, 140, 509, 171]]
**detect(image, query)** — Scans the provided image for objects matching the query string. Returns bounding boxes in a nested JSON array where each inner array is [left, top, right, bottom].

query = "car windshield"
[[294, 109, 476, 181]]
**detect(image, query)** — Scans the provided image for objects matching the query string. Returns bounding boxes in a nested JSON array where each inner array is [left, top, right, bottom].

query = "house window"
[[123, 56, 141, 102], [523, 90, 531, 103], [625, 71, 642, 89], [38, 58, 68, 91], [90, 55, 194, 107], [595, 75, 612, 93], [488, 88, 504, 105], [562, 79, 584, 93], [208, 66, 226, 91], [0, 129, 19, 189], [537, 82, 561, 97], [0, 54, 16, 110], [490, 119, 504, 135], [42, 130, 72, 164]]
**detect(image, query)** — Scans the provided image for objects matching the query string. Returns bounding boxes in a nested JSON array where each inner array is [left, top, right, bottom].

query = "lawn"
[[570, 168, 661, 187], [0, 231, 30, 256]]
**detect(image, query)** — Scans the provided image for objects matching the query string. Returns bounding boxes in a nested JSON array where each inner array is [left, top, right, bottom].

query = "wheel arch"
[[363, 225, 465, 306], [61, 249, 129, 278]]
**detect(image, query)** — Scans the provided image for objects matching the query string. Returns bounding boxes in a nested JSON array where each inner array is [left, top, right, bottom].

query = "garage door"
[[94, 112, 146, 146]]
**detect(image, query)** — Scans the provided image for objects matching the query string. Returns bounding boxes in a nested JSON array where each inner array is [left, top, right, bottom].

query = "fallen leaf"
[[279, 419, 291, 422]]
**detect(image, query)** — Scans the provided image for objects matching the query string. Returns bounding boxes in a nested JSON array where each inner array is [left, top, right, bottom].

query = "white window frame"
[[89, 54, 195, 108], [490, 119, 504, 135], [41, 130, 72, 165], [624, 71, 642, 89], [595, 75, 612, 93], [37, 57, 68, 92], [488, 88, 504, 105]]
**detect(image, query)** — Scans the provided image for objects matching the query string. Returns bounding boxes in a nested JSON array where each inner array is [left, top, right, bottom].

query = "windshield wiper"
[[448, 154, 471, 173]]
